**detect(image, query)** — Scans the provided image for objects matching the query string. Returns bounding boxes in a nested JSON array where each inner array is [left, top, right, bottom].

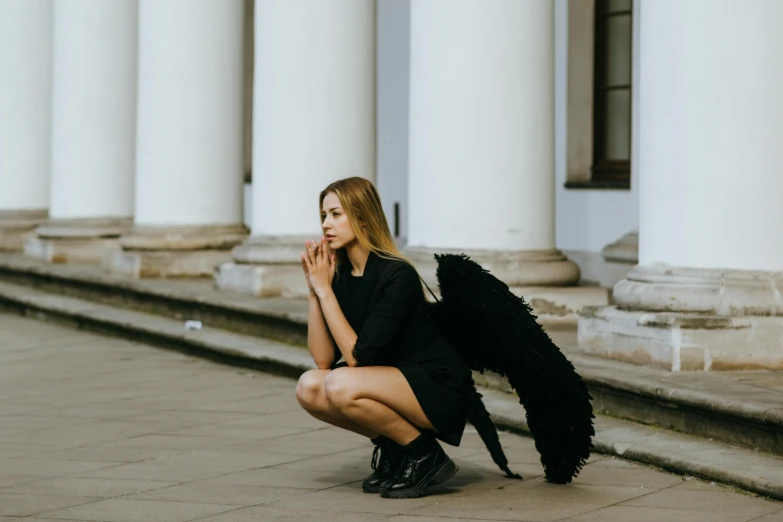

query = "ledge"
[[564, 180, 631, 190]]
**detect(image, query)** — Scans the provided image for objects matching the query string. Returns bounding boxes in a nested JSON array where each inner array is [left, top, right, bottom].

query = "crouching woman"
[[295, 177, 474, 499]]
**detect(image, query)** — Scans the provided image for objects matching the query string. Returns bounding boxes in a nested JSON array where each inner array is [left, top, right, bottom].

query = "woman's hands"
[[301, 237, 335, 299]]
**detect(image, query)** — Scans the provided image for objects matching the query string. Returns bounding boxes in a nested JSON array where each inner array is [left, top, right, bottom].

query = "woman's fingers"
[[305, 240, 317, 265]]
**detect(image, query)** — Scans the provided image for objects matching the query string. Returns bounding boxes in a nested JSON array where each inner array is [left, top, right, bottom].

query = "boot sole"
[[362, 482, 381, 494], [380, 459, 459, 499]]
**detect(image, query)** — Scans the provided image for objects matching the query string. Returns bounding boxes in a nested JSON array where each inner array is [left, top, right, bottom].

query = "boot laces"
[[371, 445, 381, 470]]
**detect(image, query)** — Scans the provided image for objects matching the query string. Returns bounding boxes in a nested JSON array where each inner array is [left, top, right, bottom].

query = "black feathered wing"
[[428, 253, 595, 484]]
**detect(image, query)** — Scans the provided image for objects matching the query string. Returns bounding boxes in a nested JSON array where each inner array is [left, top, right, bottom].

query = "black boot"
[[362, 436, 405, 493], [379, 432, 458, 499]]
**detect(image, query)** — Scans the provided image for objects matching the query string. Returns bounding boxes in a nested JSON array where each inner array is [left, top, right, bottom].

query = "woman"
[[295, 177, 474, 499]]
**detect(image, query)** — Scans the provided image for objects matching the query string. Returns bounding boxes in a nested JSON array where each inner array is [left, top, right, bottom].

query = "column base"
[[107, 224, 248, 278], [404, 246, 581, 287], [578, 264, 783, 371], [578, 306, 783, 371], [214, 235, 313, 297], [24, 217, 130, 264], [599, 231, 638, 288], [404, 246, 606, 327], [0, 209, 48, 252]]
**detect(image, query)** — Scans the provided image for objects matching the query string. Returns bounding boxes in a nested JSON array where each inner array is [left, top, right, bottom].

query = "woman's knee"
[[296, 369, 327, 410], [323, 368, 357, 409]]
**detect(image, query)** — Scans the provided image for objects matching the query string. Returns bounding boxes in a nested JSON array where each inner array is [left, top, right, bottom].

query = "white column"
[[580, 0, 783, 371], [110, 0, 246, 278], [24, 0, 138, 263], [0, 0, 52, 250], [215, 0, 376, 296], [405, 0, 578, 287], [637, 1, 783, 273]]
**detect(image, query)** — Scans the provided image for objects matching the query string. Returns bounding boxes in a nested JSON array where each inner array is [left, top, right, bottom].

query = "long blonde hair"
[[319, 177, 414, 275]]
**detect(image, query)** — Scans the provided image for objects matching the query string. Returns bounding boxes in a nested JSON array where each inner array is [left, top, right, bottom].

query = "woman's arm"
[[301, 243, 337, 369], [307, 294, 337, 369], [316, 289, 359, 367]]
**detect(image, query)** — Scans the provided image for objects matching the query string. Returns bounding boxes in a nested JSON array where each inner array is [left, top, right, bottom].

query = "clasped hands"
[[301, 237, 335, 299]]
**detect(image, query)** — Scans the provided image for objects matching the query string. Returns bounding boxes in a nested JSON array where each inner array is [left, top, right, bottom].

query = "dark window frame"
[[591, 0, 632, 186]]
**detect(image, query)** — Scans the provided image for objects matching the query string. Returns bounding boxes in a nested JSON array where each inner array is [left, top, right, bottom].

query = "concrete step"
[[0, 254, 781, 457], [0, 278, 782, 501]]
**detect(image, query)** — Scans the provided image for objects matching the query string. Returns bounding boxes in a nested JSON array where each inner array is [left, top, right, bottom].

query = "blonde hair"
[[319, 177, 415, 276]]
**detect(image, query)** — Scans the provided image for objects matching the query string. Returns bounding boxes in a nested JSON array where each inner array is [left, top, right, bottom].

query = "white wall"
[[376, 0, 410, 244], [554, 0, 639, 254]]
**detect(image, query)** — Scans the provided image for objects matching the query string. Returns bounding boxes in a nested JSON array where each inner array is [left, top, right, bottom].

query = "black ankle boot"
[[379, 433, 458, 499], [362, 436, 405, 493]]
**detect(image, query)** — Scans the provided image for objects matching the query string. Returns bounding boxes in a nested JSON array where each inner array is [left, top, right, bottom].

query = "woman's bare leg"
[[296, 369, 379, 439], [323, 367, 436, 446]]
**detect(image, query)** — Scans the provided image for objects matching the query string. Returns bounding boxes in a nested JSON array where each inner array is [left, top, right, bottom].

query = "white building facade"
[[1, 0, 781, 372]]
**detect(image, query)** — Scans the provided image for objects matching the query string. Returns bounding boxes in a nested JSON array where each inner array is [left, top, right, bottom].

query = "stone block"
[[214, 261, 309, 297], [578, 306, 783, 371], [24, 236, 122, 264], [107, 249, 233, 278]]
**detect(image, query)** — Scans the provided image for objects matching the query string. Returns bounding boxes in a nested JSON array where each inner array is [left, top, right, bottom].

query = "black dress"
[[330, 252, 474, 446]]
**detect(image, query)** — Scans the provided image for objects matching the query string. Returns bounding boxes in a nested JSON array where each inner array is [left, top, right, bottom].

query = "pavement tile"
[[0, 473, 49, 488], [26, 443, 183, 463], [619, 485, 781, 514], [0, 493, 97, 517], [247, 409, 329, 429], [128, 481, 315, 505], [231, 427, 371, 456], [167, 421, 313, 440], [750, 509, 783, 522], [0, 415, 88, 430], [192, 505, 390, 521], [506, 477, 657, 504], [99, 433, 245, 451], [120, 410, 254, 426], [0, 441, 66, 458], [562, 505, 766, 522], [201, 467, 366, 489], [384, 515, 496, 522], [0, 421, 163, 446], [264, 484, 444, 515], [572, 462, 684, 488], [39, 498, 236, 522], [74, 450, 306, 482], [1, 477, 178, 498], [0, 458, 120, 476], [408, 496, 605, 521]]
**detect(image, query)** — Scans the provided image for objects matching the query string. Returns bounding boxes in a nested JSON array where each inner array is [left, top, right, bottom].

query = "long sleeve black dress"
[[330, 251, 474, 446]]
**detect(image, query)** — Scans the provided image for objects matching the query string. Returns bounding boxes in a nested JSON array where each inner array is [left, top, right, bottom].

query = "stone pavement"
[[0, 314, 781, 522]]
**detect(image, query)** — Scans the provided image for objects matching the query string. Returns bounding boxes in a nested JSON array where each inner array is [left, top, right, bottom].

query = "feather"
[[467, 389, 522, 479], [429, 253, 595, 484]]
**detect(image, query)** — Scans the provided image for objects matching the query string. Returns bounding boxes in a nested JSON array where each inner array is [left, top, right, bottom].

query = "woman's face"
[[321, 192, 357, 250]]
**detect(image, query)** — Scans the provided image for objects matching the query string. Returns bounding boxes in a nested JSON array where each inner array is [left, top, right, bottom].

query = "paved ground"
[[0, 314, 781, 522]]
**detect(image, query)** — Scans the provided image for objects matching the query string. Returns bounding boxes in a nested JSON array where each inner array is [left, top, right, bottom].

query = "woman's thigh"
[[324, 366, 435, 431]]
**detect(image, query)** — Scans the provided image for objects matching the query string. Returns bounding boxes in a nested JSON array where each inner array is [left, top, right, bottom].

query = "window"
[[591, 0, 632, 184]]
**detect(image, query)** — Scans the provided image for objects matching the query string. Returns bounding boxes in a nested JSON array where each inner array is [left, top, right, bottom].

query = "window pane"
[[605, 0, 631, 13], [604, 14, 632, 86], [602, 89, 631, 161]]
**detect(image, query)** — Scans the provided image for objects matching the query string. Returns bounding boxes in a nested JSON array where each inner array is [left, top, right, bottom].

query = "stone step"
[[0, 278, 782, 500], [0, 253, 781, 458]]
